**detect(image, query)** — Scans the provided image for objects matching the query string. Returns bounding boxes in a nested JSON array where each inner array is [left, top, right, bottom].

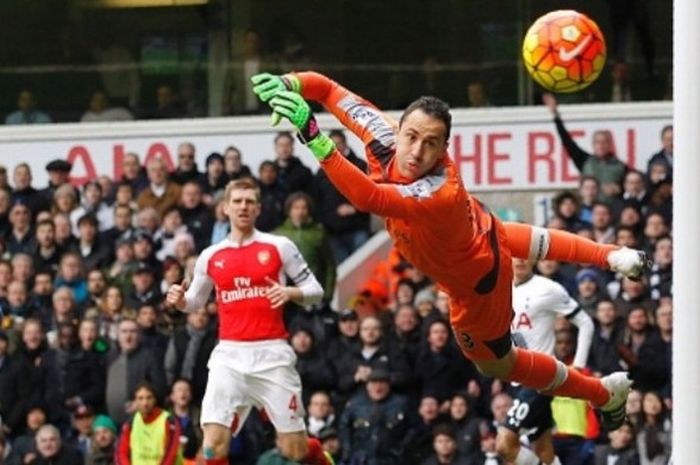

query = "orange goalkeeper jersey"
[[298, 72, 515, 352]]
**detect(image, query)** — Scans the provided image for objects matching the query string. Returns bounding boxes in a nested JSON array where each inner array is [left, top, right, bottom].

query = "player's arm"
[[166, 252, 213, 312], [266, 90, 456, 220], [252, 71, 397, 167], [279, 237, 324, 306], [547, 280, 594, 369], [542, 93, 590, 171]]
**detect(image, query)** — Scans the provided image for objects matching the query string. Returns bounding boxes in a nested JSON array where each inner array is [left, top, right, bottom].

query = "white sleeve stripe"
[[529, 226, 550, 261]]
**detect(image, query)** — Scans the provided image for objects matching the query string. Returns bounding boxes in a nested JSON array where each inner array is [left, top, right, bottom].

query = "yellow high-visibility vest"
[[130, 410, 183, 465], [552, 396, 588, 437]]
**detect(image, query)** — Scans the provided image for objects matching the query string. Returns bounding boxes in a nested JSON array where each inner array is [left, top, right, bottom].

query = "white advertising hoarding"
[[0, 101, 671, 192]]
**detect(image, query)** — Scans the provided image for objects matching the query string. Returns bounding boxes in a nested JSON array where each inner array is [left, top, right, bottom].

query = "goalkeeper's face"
[[396, 109, 449, 180]]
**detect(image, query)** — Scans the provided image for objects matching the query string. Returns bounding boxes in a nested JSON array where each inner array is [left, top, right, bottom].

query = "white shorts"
[[200, 339, 305, 435]]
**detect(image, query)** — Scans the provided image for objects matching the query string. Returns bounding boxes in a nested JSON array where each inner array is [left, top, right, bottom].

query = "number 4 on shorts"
[[288, 394, 298, 412]]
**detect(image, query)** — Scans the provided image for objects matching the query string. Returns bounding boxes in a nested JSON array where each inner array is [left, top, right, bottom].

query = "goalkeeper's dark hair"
[[400, 96, 452, 142]]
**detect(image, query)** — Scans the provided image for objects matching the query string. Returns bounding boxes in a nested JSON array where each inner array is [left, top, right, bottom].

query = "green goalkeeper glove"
[[269, 91, 335, 161], [251, 73, 301, 126]]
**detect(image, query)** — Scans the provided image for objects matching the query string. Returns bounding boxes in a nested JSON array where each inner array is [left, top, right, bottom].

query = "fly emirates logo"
[[219, 277, 268, 304]]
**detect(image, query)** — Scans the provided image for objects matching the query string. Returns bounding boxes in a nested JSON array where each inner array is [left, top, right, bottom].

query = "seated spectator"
[[10, 163, 44, 217], [2, 280, 37, 326], [116, 383, 182, 465], [327, 308, 360, 367], [87, 285, 132, 344], [642, 212, 669, 256], [339, 369, 413, 465], [178, 181, 212, 252], [65, 405, 96, 455], [5, 90, 52, 125], [414, 319, 476, 404], [591, 202, 616, 244], [85, 415, 117, 465], [588, 300, 625, 377], [200, 152, 228, 205], [105, 319, 166, 426], [290, 327, 335, 407], [53, 252, 88, 307], [421, 424, 472, 465], [105, 238, 137, 293], [274, 193, 336, 303], [448, 392, 484, 461], [137, 158, 181, 219], [167, 379, 200, 461], [153, 208, 187, 261], [223, 146, 252, 181], [45, 287, 79, 344], [32, 219, 63, 276], [306, 391, 336, 438], [51, 184, 79, 217], [70, 182, 113, 234], [0, 329, 30, 437], [124, 262, 161, 311], [336, 315, 412, 398], [33, 424, 83, 465], [6, 202, 34, 256], [646, 125, 673, 179], [552, 191, 586, 232], [649, 235, 672, 300], [612, 277, 655, 317], [172, 232, 196, 266], [69, 214, 111, 272], [159, 258, 183, 296], [8, 405, 47, 465], [313, 129, 370, 263], [635, 391, 672, 465], [171, 143, 202, 186], [408, 396, 448, 464], [618, 307, 668, 392], [593, 420, 639, 465], [317, 427, 341, 465], [273, 131, 312, 195], [80, 90, 134, 123], [135, 304, 169, 364], [256, 161, 286, 232], [53, 213, 77, 250], [164, 307, 216, 404], [576, 268, 605, 316], [146, 84, 184, 120], [16, 320, 53, 408], [118, 154, 148, 197]]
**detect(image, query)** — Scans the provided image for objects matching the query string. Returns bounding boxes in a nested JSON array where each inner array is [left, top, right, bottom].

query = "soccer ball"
[[522, 10, 606, 93]]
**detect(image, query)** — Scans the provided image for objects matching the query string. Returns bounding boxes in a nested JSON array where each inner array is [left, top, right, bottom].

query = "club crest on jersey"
[[257, 250, 271, 265]]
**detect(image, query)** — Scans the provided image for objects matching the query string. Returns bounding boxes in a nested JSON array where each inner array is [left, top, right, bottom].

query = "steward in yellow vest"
[[116, 383, 183, 465]]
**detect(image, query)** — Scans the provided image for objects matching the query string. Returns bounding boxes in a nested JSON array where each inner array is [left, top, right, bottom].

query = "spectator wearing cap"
[[336, 315, 412, 400], [137, 158, 181, 219], [10, 163, 45, 217], [0, 329, 30, 437], [339, 368, 413, 465], [132, 230, 162, 273], [414, 319, 477, 404], [40, 159, 77, 212], [327, 309, 360, 385], [164, 307, 215, 404], [223, 146, 252, 181], [136, 304, 169, 365], [177, 181, 213, 253], [31, 220, 63, 276], [44, 323, 105, 428], [105, 319, 166, 426], [33, 424, 83, 465], [421, 424, 471, 465], [171, 142, 203, 186], [199, 152, 229, 205], [5, 90, 51, 125], [273, 131, 313, 196], [68, 214, 111, 273], [85, 415, 117, 465], [124, 261, 161, 311], [313, 129, 371, 264], [290, 327, 336, 407], [317, 426, 341, 465], [385, 304, 422, 366], [274, 192, 336, 302], [65, 405, 96, 455], [116, 382, 182, 465], [70, 182, 113, 235], [576, 268, 605, 317], [256, 160, 286, 232], [6, 202, 34, 255]]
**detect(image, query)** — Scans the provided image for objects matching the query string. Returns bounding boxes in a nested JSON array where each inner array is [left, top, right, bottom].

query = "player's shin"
[[508, 348, 610, 406]]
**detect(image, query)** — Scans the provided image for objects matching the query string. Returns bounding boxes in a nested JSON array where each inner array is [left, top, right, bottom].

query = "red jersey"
[[183, 230, 323, 341]]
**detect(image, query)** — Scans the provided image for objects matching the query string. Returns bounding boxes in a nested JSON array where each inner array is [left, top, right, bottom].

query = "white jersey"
[[512, 274, 593, 368]]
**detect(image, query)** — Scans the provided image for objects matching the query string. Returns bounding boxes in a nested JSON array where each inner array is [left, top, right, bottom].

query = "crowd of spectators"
[[0, 112, 672, 465]]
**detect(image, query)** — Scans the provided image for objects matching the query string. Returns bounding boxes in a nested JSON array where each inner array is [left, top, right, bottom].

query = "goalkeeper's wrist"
[[307, 133, 336, 161], [281, 74, 301, 93]]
